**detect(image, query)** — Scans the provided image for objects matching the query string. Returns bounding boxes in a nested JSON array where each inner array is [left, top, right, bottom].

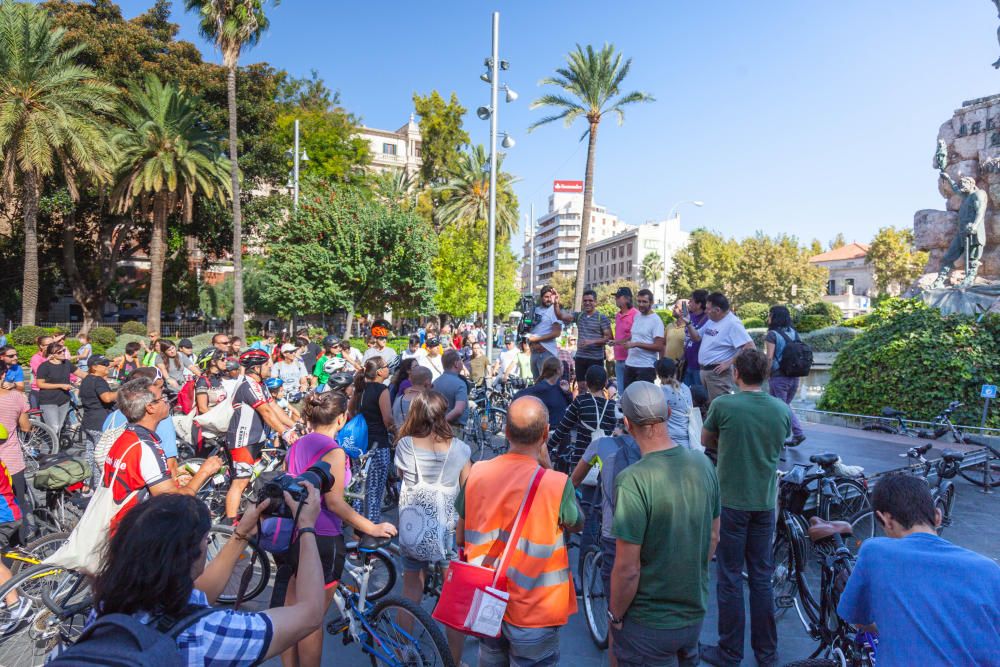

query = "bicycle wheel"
[[464, 416, 487, 462], [20, 419, 59, 458], [581, 548, 608, 649], [861, 424, 896, 434], [772, 525, 797, 620], [343, 542, 396, 602], [188, 459, 230, 520], [205, 525, 271, 604], [845, 511, 878, 554], [9, 532, 70, 577], [365, 595, 454, 667], [0, 563, 85, 667], [825, 478, 871, 523], [959, 443, 1000, 488], [59, 409, 83, 453]]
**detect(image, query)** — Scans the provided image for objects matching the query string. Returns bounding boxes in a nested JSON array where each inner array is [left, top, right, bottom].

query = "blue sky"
[[117, 0, 1000, 254]]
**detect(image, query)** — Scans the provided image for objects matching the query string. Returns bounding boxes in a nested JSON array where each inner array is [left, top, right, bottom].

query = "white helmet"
[[323, 357, 347, 374]]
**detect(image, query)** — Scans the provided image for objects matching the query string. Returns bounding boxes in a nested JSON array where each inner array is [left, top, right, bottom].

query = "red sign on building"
[[553, 180, 584, 193]]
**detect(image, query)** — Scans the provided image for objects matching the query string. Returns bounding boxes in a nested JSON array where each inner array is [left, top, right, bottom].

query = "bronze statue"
[[932, 168, 988, 288]]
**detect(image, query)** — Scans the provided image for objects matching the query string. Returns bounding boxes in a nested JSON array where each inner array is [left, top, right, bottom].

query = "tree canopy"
[[432, 221, 518, 318], [412, 90, 469, 187], [866, 226, 928, 296]]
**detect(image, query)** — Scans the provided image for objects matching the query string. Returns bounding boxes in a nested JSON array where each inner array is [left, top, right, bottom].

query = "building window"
[[619, 244, 625, 257], [627, 260, 633, 274], [627, 242, 633, 256], [382, 143, 397, 155], [612, 247, 617, 260], [619, 262, 624, 275], [827, 279, 836, 296], [845, 278, 855, 293], [599, 267, 604, 278], [414, 144, 422, 157]]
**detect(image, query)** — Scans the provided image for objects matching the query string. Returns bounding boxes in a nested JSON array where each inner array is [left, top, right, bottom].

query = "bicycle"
[[463, 392, 508, 462], [863, 400, 978, 444], [57, 403, 85, 453], [19, 411, 59, 467], [780, 517, 879, 667], [580, 545, 608, 650], [900, 443, 964, 534], [325, 534, 454, 667]]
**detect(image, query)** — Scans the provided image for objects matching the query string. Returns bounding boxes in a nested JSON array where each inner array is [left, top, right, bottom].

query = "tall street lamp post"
[[285, 119, 309, 212]]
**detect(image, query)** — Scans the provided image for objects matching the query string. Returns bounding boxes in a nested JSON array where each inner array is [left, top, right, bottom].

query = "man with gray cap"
[[608, 381, 720, 667]]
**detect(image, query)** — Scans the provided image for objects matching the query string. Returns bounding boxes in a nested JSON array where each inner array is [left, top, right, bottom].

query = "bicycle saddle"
[[358, 534, 392, 552], [807, 516, 853, 543], [880, 407, 904, 418], [906, 442, 933, 457], [940, 449, 965, 463], [809, 452, 839, 468]]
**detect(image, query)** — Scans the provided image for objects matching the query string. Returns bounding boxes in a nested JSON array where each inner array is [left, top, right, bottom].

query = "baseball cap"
[[621, 381, 669, 425], [426, 336, 441, 347], [178, 338, 193, 349], [615, 286, 633, 299], [280, 343, 298, 353], [88, 355, 111, 368]]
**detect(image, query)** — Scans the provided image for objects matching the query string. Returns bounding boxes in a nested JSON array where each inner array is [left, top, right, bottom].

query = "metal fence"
[[6, 320, 231, 338]]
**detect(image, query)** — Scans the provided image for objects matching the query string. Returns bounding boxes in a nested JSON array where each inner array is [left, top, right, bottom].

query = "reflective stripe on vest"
[[463, 453, 577, 628]]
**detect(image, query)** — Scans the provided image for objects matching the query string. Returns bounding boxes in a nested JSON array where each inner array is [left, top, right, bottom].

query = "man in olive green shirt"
[[609, 382, 720, 667], [700, 348, 790, 667]]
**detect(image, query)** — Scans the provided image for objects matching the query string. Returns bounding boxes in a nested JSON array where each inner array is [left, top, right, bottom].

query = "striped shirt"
[[548, 393, 617, 469], [574, 311, 612, 360]]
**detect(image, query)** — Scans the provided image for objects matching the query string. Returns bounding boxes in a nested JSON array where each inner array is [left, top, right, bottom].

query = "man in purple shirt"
[[681, 289, 709, 388]]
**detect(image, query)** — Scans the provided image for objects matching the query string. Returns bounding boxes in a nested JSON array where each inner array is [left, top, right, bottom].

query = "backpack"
[[48, 604, 216, 666], [33, 455, 91, 491], [338, 414, 369, 459], [581, 397, 612, 487], [176, 379, 196, 415], [398, 439, 459, 563], [776, 329, 813, 378], [608, 436, 642, 517]]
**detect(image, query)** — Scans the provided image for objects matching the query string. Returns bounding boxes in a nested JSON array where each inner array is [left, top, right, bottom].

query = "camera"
[[515, 294, 537, 345], [256, 461, 335, 519]]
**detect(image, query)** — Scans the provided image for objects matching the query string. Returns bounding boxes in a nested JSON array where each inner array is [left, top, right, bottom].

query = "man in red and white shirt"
[[102, 376, 222, 533]]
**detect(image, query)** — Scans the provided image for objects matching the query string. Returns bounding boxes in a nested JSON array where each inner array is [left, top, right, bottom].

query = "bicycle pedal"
[[326, 618, 349, 636], [775, 595, 795, 609]]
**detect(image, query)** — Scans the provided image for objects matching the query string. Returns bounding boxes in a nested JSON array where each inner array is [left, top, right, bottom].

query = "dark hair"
[[585, 364, 607, 392], [36, 335, 52, 348], [507, 397, 549, 447], [540, 285, 555, 298], [304, 391, 348, 427], [45, 342, 63, 357], [655, 357, 677, 379], [390, 358, 416, 393], [230, 336, 241, 344], [690, 289, 708, 308], [211, 333, 229, 345], [408, 334, 421, 347], [409, 365, 432, 387], [125, 341, 142, 356], [349, 357, 385, 414], [398, 390, 453, 441], [441, 349, 461, 370], [538, 356, 562, 382], [93, 494, 211, 617], [733, 347, 769, 385], [707, 292, 730, 312], [871, 473, 936, 529], [767, 305, 793, 330], [582, 289, 597, 300], [637, 288, 654, 302], [158, 340, 182, 370], [128, 366, 160, 382]]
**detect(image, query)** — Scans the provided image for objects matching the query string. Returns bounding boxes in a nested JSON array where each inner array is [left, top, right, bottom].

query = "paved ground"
[[259, 422, 1000, 666]]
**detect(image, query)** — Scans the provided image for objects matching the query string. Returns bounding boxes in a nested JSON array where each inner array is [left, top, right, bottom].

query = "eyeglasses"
[[149, 396, 167, 405], [2, 354, 16, 359]]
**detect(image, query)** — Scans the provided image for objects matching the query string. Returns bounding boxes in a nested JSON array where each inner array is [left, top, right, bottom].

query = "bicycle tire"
[[958, 443, 1000, 488], [205, 525, 271, 604], [21, 418, 59, 458], [827, 478, 872, 524], [861, 424, 896, 434], [845, 511, 878, 554], [581, 548, 609, 649], [343, 541, 396, 602], [782, 660, 838, 667], [0, 563, 83, 667], [365, 595, 455, 667], [9, 532, 70, 577], [772, 527, 797, 620]]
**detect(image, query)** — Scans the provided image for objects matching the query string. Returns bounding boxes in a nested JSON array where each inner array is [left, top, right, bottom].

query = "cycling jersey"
[[195, 373, 227, 409], [227, 377, 271, 451], [102, 424, 170, 532], [0, 459, 21, 524]]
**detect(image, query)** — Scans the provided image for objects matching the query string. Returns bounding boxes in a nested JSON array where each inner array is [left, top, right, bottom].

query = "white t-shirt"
[[625, 311, 665, 368], [531, 305, 561, 357], [418, 353, 444, 381], [698, 312, 752, 366], [402, 348, 426, 361], [498, 348, 520, 377]]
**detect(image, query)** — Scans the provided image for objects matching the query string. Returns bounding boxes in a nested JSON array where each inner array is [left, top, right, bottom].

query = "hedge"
[[819, 299, 1000, 427], [120, 321, 148, 336], [348, 337, 409, 354], [88, 327, 117, 349], [794, 314, 835, 333], [800, 326, 860, 353], [737, 302, 770, 323], [743, 317, 766, 329]]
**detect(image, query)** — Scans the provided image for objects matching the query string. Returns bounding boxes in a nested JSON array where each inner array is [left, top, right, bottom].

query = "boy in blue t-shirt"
[[838, 473, 1000, 666]]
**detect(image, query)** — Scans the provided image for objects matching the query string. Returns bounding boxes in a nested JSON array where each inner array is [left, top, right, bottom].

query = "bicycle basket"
[[778, 466, 810, 515]]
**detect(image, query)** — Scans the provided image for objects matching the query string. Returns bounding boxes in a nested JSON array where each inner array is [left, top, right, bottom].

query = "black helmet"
[[326, 372, 354, 391], [322, 335, 339, 349]]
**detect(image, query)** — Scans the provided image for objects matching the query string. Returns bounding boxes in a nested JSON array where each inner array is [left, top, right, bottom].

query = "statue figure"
[[994, 0, 1000, 68], [931, 171, 988, 288]]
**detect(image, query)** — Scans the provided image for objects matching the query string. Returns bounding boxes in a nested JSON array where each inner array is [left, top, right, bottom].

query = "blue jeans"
[[716, 507, 778, 665], [615, 361, 627, 397], [479, 623, 561, 667], [682, 367, 702, 388]]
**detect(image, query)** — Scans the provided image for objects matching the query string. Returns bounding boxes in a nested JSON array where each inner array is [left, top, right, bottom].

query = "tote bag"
[[44, 441, 143, 575], [398, 441, 459, 563], [688, 401, 705, 453], [193, 378, 240, 434]]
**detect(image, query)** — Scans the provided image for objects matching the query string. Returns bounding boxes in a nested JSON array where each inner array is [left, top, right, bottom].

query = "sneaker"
[[0, 597, 33, 634], [785, 434, 806, 447], [699, 643, 740, 667]]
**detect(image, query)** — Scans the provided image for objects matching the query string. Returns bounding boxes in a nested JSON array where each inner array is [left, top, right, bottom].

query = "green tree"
[[548, 272, 577, 300], [866, 226, 928, 296], [734, 233, 828, 306], [595, 279, 639, 318], [0, 0, 116, 325], [640, 251, 662, 289], [111, 75, 231, 335], [829, 233, 846, 250], [412, 90, 470, 187], [433, 145, 519, 238], [184, 0, 276, 340], [274, 108, 370, 184], [809, 238, 823, 256], [669, 229, 740, 299], [530, 43, 654, 310], [432, 222, 517, 318]]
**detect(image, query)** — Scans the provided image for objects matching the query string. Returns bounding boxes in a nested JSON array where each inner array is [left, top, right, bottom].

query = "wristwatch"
[[607, 610, 624, 625]]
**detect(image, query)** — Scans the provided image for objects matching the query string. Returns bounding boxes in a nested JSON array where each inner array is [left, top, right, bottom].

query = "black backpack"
[[776, 329, 813, 377], [48, 604, 216, 666]]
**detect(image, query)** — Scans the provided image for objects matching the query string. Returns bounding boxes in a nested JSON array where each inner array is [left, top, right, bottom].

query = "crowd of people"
[[0, 285, 995, 667]]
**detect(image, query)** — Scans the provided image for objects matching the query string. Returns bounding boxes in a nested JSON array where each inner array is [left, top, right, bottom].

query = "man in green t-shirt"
[[608, 381, 720, 667], [700, 348, 790, 667]]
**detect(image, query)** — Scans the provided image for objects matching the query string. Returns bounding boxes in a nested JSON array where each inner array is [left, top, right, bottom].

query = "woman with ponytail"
[[348, 358, 394, 522]]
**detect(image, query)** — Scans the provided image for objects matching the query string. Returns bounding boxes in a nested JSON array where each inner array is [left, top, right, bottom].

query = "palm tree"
[[0, 0, 116, 325], [640, 251, 662, 288], [530, 43, 654, 310], [432, 144, 518, 238], [184, 0, 275, 339], [112, 75, 231, 335]]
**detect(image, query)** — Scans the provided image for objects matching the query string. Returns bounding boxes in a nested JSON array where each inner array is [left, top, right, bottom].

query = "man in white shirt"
[[494, 336, 521, 386], [622, 288, 665, 389], [526, 285, 563, 379], [417, 336, 445, 381], [401, 335, 426, 362], [362, 324, 398, 366], [691, 292, 754, 404]]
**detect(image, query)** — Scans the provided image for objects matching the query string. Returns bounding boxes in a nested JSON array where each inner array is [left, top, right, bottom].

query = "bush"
[[737, 302, 770, 323], [743, 317, 766, 329], [819, 300, 1000, 427], [348, 337, 409, 354], [12, 345, 35, 366], [88, 327, 117, 349], [795, 314, 833, 333], [103, 334, 146, 359], [842, 314, 872, 329], [10, 326, 48, 346], [121, 321, 148, 336], [308, 327, 328, 340], [654, 310, 673, 328], [800, 326, 861, 353]]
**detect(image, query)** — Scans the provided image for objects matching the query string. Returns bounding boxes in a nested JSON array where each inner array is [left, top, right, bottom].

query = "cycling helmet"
[[326, 372, 355, 391], [323, 357, 347, 374], [224, 358, 240, 372], [239, 349, 270, 369], [371, 319, 392, 339], [386, 354, 401, 375], [198, 348, 225, 370], [264, 377, 284, 391], [0, 423, 7, 443], [322, 335, 339, 349]]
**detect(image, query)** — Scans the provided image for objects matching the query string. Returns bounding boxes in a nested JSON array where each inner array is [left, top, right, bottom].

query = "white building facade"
[[584, 217, 690, 306], [356, 115, 422, 176], [523, 181, 631, 290]]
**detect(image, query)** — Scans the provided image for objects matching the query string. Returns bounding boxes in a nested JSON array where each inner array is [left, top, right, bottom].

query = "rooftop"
[[809, 242, 869, 263]]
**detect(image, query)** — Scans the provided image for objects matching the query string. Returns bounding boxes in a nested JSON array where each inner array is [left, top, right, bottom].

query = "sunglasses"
[[2, 354, 16, 359]]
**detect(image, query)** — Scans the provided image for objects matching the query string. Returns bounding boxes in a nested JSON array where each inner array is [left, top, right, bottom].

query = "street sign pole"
[[980, 384, 996, 494]]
